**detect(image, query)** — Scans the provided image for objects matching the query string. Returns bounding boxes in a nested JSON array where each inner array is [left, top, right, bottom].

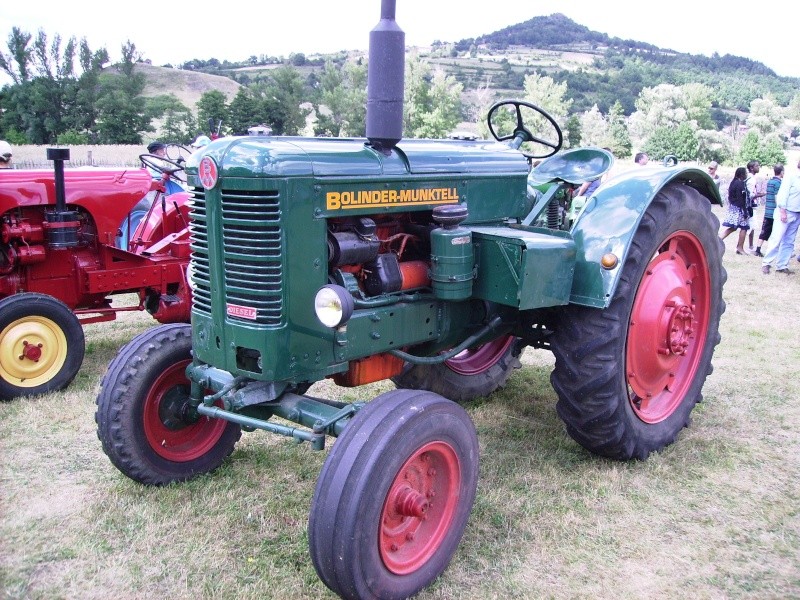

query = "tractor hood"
[[185, 136, 530, 181]]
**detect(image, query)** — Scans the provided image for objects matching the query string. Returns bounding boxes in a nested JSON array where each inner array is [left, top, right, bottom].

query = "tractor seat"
[[529, 147, 614, 186]]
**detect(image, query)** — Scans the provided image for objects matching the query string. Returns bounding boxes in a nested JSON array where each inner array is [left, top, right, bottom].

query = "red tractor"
[[0, 147, 192, 400]]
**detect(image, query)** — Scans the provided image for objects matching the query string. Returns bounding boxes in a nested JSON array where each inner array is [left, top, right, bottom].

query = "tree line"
[[1, 25, 798, 168]]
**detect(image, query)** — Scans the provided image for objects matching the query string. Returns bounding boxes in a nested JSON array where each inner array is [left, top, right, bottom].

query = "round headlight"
[[314, 285, 354, 328]]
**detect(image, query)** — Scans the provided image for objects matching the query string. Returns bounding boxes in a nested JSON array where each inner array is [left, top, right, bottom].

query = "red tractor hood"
[[0, 167, 155, 237]]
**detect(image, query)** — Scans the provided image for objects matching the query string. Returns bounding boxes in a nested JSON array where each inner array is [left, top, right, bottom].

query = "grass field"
[[1, 204, 799, 600]]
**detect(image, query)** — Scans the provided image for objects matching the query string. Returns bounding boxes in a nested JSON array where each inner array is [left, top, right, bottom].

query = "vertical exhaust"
[[366, 0, 405, 153]]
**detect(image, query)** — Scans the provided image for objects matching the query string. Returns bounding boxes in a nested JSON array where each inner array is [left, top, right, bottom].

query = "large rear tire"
[[550, 184, 725, 459], [392, 335, 523, 403], [95, 323, 241, 485], [309, 389, 479, 600], [0, 293, 84, 400]]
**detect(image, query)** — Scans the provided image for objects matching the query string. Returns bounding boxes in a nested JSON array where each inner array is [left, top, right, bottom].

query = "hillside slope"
[[135, 63, 241, 109]]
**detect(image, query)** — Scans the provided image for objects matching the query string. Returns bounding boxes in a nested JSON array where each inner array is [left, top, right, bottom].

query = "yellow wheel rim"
[[0, 316, 69, 388]]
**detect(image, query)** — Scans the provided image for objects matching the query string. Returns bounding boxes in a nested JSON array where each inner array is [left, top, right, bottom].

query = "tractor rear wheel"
[[309, 389, 478, 600], [392, 335, 523, 403], [0, 293, 84, 400], [95, 323, 241, 485], [550, 184, 725, 459]]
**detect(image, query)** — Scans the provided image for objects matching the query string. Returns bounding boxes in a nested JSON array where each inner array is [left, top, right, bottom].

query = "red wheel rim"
[[379, 441, 461, 575], [626, 231, 711, 423], [445, 335, 514, 376], [142, 359, 229, 461]]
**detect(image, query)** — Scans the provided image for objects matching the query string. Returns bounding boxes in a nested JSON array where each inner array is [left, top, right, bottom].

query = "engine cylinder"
[[44, 211, 80, 248]]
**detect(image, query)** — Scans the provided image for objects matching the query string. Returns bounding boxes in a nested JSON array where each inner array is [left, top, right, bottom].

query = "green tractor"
[[95, 3, 725, 598]]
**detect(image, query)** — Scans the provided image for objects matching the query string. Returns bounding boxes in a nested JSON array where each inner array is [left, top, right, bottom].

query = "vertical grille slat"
[[189, 187, 284, 325]]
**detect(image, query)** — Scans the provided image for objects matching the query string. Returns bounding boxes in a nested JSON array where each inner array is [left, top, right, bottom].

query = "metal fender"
[[568, 166, 722, 308]]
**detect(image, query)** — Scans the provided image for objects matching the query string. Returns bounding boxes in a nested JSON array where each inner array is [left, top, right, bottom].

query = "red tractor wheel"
[[550, 184, 726, 459], [0, 293, 85, 400], [392, 335, 522, 403], [309, 389, 478, 600], [95, 323, 240, 485]]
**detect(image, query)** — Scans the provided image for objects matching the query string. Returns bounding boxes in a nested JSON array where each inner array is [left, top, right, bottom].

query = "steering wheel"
[[487, 100, 563, 159], [139, 153, 185, 177]]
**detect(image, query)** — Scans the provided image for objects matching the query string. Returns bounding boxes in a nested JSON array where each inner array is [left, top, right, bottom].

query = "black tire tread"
[[392, 338, 524, 403], [550, 184, 726, 460], [309, 389, 479, 600], [95, 323, 240, 485]]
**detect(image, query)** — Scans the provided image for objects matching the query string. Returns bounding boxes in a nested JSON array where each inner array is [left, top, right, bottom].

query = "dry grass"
[[1, 210, 800, 600]]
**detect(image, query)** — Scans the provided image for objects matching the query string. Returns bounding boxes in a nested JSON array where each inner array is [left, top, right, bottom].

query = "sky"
[[2, 0, 798, 80]]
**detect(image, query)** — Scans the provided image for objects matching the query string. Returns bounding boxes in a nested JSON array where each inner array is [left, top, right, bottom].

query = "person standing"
[[634, 152, 649, 166], [719, 167, 750, 255], [0, 141, 13, 169], [745, 160, 765, 251], [754, 164, 783, 257], [707, 161, 721, 188], [761, 158, 800, 274]]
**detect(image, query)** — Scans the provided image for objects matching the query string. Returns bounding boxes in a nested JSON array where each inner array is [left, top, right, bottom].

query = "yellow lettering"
[[327, 187, 462, 210], [327, 192, 341, 210]]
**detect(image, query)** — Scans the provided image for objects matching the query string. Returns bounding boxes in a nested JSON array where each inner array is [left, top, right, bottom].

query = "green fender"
[[568, 166, 722, 308]]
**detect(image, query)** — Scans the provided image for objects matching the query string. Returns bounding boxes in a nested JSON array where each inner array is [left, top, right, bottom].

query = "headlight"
[[314, 285, 354, 328]]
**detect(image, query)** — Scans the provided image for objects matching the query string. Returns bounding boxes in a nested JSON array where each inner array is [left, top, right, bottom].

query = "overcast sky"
[[2, 1, 797, 80]]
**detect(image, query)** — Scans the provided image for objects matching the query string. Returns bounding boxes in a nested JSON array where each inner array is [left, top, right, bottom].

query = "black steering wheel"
[[487, 100, 563, 159], [139, 153, 185, 177]]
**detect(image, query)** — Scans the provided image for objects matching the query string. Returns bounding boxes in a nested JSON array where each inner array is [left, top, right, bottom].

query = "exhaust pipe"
[[366, 0, 405, 153]]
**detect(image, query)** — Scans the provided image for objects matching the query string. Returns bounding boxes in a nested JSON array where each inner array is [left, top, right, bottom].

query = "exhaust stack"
[[366, 0, 405, 153]]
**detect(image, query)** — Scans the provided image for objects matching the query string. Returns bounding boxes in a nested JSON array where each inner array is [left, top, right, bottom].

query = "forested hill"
[[455, 13, 777, 77], [437, 13, 796, 117]]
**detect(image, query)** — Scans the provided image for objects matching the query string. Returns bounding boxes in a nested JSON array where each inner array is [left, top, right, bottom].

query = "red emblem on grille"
[[199, 156, 218, 189]]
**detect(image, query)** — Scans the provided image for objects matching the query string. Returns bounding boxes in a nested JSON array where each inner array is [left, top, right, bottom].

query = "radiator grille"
[[189, 188, 283, 325]]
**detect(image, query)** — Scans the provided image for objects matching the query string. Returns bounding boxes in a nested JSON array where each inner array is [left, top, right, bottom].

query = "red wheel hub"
[[379, 441, 461, 575], [626, 232, 711, 423], [142, 359, 229, 461], [445, 335, 514, 376], [21, 341, 43, 362]]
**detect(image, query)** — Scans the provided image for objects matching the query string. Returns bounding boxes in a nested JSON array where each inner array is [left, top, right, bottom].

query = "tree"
[[643, 122, 699, 162], [522, 72, 572, 138], [196, 90, 229, 137], [256, 65, 308, 135], [738, 130, 786, 166], [578, 105, 607, 147], [227, 87, 260, 135], [146, 94, 195, 143], [695, 129, 735, 165], [564, 114, 581, 148], [0, 27, 34, 84], [315, 59, 367, 137], [746, 94, 785, 138], [681, 83, 715, 131], [404, 55, 464, 139], [628, 84, 688, 144], [606, 100, 632, 158], [94, 42, 152, 144]]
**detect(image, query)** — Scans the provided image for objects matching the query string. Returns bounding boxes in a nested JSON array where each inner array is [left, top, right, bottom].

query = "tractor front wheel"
[[95, 323, 241, 485], [550, 184, 725, 459], [309, 389, 479, 600], [0, 293, 84, 400], [392, 335, 523, 403]]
